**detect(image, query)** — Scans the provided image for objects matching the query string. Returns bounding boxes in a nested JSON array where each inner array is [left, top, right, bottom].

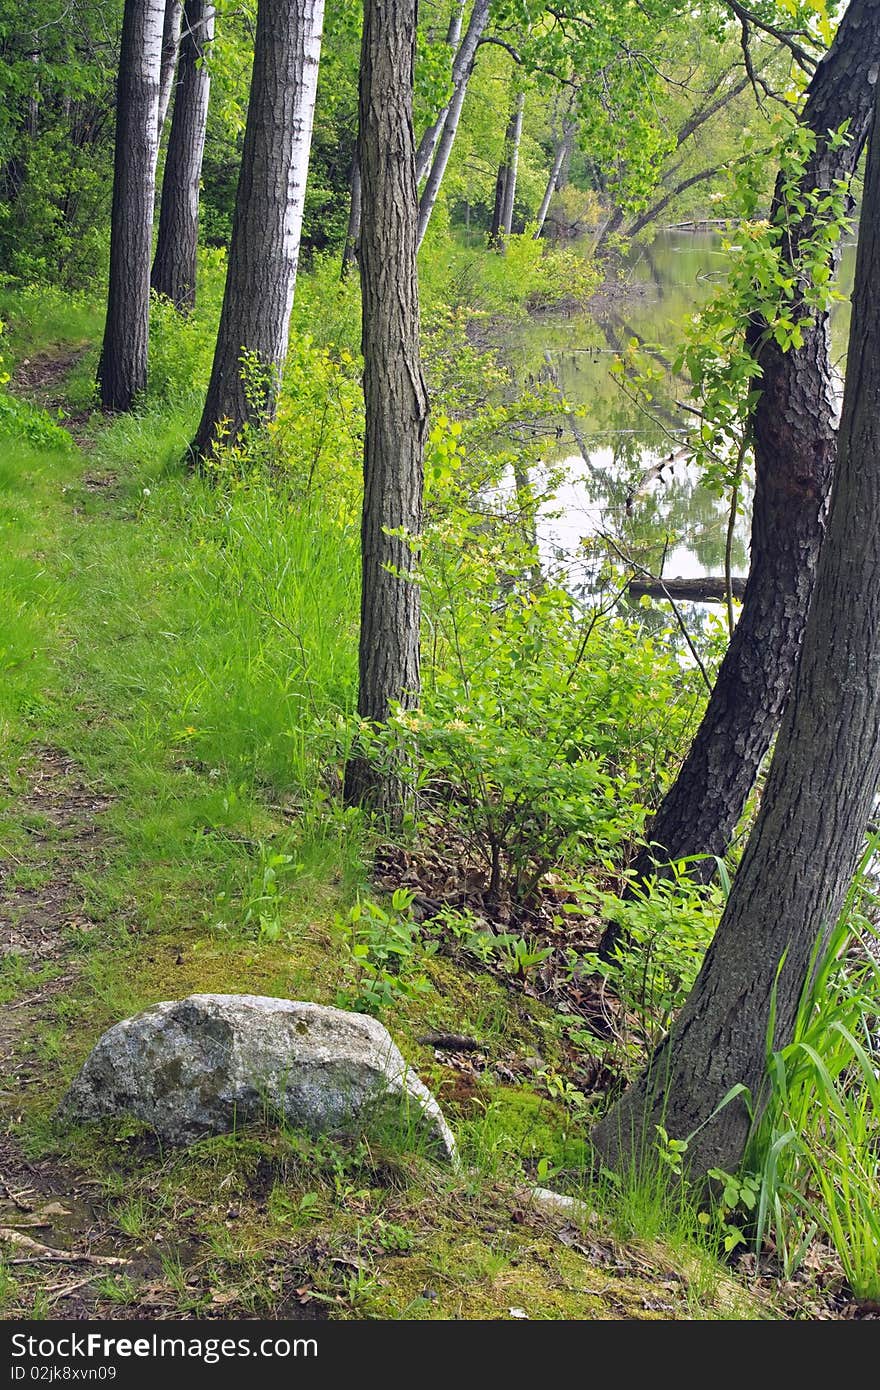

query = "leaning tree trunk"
[[151, 0, 214, 311], [414, 0, 465, 184], [340, 153, 362, 280], [156, 0, 183, 145], [594, 81, 880, 1180], [343, 0, 429, 818], [416, 0, 489, 247], [191, 0, 324, 460], [534, 120, 574, 239], [97, 0, 166, 413], [599, 0, 880, 957]]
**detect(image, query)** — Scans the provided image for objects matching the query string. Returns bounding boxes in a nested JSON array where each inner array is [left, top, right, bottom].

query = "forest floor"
[[0, 309, 864, 1322]]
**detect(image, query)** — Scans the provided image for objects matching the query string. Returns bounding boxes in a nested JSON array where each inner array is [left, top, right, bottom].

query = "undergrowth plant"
[[336, 889, 434, 1016], [744, 832, 880, 1298], [581, 861, 727, 1049], [388, 558, 704, 911]]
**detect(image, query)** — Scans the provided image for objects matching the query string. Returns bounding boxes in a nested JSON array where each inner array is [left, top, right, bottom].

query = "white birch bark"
[[498, 88, 524, 239], [414, 0, 466, 184], [157, 0, 183, 145], [416, 0, 490, 248], [193, 0, 325, 457], [534, 120, 574, 238]]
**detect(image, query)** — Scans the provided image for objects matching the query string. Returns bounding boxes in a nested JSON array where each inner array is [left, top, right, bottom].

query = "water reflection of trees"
[[495, 230, 859, 628]]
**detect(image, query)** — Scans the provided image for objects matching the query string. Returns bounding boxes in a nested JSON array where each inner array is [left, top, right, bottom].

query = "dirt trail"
[[0, 748, 112, 1074], [11, 348, 94, 447], [0, 748, 132, 1314]]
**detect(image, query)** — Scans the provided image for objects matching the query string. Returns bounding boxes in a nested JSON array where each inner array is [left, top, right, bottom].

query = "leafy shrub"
[[420, 232, 600, 319], [379, 510, 705, 910], [579, 864, 727, 1048]]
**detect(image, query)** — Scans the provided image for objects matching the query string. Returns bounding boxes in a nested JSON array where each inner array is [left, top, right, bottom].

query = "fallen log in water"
[[628, 576, 747, 604]]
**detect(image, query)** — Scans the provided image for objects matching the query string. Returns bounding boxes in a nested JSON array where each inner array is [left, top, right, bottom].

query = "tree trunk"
[[97, 0, 166, 413], [340, 153, 361, 280], [157, 0, 183, 145], [191, 0, 325, 460], [343, 0, 429, 818], [414, 0, 465, 184], [490, 92, 524, 248], [628, 576, 747, 605], [416, 0, 490, 248], [498, 89, 524, 242], [534, 120, 574, 239], [489, 158, 507, 246], [151, 0, 214, 311], [599, 0, 880, 956], [594, 82, 880, 1180]]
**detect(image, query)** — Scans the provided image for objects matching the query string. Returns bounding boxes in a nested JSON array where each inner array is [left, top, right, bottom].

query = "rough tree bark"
[[151, 0, 214, 311], [416, 0, 490, 248], [414, 0, 465, 184], [343, 0, 429, 817], [157, 0, 183, 145], [97, 0, 166, 413], [594, 80, 880, 1179], [191, 0, 324, 460], [340, 153, 362, 280], [600, 0, 880, 956]]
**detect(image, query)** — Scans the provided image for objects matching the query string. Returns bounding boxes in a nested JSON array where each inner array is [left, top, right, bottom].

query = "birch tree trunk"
[[343, 0, 429, 818], [191, 0, 324, 460], [534, 120, 574, 238], [157, 0, 183, 145], [594, 80, 880, 1180], [416, 0, 489, 248], [600, 0, 880, 956], [414, 0, 465, 184], [151, 0, 214, 311], [97, 0, 166, 413]]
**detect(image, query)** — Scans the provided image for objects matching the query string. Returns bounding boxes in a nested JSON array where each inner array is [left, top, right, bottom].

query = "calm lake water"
[[502, 230, 857, 600]]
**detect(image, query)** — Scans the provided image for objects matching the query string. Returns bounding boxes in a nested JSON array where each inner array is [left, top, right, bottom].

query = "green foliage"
[[421, 233, 600, 319], [701, 1169, 760, 1254], [614, 117, 853, 499], [242, 844, 299, 944], [147, 262, 228, 406], [0, 0, 116, 285], [582, 863, 726, 1048], [336, 889, 434, 1015], [397, 476, 704, 904]]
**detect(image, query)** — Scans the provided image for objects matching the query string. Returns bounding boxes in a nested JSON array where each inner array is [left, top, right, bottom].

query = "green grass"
[[0, 280, 783, 1321], [746, 848, 880, 1301], [0, 282, 104, 361]]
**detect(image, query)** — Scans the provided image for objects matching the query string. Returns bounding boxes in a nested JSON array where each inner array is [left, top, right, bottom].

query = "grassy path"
[[0, 330, 767, 1320]]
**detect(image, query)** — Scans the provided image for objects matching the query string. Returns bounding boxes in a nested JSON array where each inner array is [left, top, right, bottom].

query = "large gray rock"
[[60, 994, 456, 1161]]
